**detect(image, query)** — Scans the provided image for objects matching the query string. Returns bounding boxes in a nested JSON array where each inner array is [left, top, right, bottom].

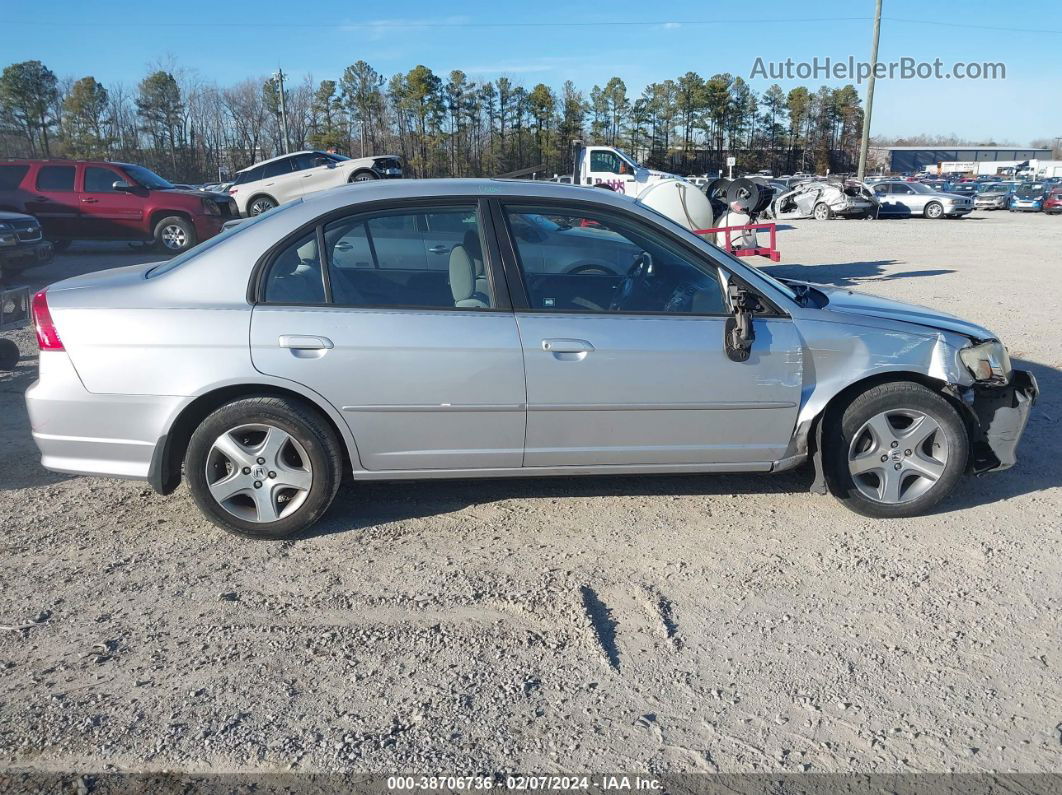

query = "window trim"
[[251, 197, 513, 313], [491, 197, 786, 319]]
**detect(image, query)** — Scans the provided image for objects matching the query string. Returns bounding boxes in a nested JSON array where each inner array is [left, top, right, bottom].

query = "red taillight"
[[31, 290, 64, 351]]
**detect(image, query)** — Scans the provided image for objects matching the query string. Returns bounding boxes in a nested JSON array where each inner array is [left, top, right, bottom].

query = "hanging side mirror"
[[724, 284, 757, 363]]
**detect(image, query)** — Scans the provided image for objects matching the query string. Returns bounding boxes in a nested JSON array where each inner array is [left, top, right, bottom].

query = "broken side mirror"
[[724, 284, 757, 363]]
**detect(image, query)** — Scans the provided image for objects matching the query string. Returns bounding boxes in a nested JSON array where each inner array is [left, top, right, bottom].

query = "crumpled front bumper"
[[967, 369, 1038, 471]]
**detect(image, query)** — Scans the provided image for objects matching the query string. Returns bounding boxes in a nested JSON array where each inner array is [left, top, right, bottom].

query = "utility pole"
[[273, 69, 291, 154], [857, 0, 883, 180]]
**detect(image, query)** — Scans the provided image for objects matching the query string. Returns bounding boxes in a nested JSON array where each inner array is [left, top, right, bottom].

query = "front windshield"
[[147, 199, 302, 277], [121, 164, 175, 190]]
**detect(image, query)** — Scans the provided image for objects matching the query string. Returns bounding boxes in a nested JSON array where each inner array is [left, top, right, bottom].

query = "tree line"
[[0, 58, 871, 183]]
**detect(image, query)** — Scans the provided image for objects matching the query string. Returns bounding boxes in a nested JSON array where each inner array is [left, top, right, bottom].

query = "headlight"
[[200, 198, 220, 216], [960, 340, 1012, 384]]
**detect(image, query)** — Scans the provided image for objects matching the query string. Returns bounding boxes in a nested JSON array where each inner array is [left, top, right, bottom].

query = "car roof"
[[296, 177, 641, 216], [236, 150, 322, 173]]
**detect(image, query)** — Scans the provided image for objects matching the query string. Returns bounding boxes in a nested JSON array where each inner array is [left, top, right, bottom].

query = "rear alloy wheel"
[[813, 202, 832, 220], [154, 216, 197, 253], [824, 381, 968, 518], [184, 397, 343, 539], [248, 196, 277, 216], [924, 201, 944, 219]]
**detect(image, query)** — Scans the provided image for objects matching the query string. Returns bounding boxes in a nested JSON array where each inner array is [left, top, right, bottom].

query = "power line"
[[0, 16, 874, 29]]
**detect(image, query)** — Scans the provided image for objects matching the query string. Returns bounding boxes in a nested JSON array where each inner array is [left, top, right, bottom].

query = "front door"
[[76, 165, 144, 239], [250, 201, 526, 471], [26, 164, 79, 238], [499, 202, 803, 467]]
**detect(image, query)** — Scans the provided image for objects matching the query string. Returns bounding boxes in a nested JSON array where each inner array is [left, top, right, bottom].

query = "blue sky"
[[3, 0, 1059, 144]]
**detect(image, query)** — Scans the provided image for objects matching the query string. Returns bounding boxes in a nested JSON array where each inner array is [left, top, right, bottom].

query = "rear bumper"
[[968, 369, 1038, 472], [25, 351, 185, 480]]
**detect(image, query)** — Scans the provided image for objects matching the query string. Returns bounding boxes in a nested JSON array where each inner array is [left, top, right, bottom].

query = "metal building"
[[870, 146, 1053, 174]]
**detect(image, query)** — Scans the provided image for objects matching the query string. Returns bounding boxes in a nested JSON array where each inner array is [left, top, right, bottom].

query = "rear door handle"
[[541, 338, 594, 353], [278, 335, 333, 350], [427, 244, 449, 254], [80, 198, 98, 203]]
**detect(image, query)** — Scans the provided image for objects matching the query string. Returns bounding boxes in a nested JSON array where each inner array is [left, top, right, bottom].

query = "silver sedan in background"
[[873, 181, 974, 218], [25, 179, 1036, 538]]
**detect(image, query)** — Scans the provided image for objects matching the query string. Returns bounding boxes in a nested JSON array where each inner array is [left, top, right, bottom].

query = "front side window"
[[503, 205, 726, 315], [121, 164, 173, 190], [263, 230, 325, 304], [323, 205, 492, 309], [36, 165, 75, 191], [84, 166, 128, 193], [590, 151, 622, 174]]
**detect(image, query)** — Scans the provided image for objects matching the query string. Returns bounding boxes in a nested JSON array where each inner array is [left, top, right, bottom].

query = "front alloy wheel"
[[847, 409, 949, 504], [924, 202, 944, 219], [824, 381, 968, 518]]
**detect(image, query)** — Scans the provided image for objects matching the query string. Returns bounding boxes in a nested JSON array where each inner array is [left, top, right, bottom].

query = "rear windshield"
[[147, 199, 302, 278]]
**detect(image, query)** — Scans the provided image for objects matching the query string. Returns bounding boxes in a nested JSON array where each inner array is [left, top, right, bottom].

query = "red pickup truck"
[[0, 160, 239, 253]]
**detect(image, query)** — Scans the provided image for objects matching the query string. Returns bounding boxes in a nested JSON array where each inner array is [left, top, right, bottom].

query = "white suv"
[[228, 151, 402, 216]]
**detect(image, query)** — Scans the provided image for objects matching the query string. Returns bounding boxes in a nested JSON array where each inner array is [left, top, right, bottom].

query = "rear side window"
[[0, 165, 29, 190], [262, 159, 293, 179], [263, 231, 325, 304], [234, 165, 266, 185], [36, 165, 75, 191]]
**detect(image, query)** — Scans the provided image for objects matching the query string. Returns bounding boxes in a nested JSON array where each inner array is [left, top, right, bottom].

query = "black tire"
[[703, 178, 730, 201], [924, 202, 944, 219], [0, 338, 19, 370], [48, 239, 72, 253], [823, 381, 969, 519], [153, 215, 197, 253], [247, 195, 277, 216], [184, 396, 344, 539], [350, 171, 377, 182], [813, 202, 832, 220]]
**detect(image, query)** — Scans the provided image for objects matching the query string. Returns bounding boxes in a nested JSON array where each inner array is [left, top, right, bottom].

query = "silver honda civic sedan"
[[25, 179, 1037, 538]]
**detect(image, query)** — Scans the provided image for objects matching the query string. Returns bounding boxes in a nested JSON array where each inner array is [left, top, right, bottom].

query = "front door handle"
[[278, 335, 333, 350], [427, 244, 449, 254], [541, 338, 594, 353], [80, 198, 98, 203]]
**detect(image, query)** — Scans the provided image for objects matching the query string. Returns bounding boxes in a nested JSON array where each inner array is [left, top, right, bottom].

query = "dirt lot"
[[1, 211, 1060, 778]]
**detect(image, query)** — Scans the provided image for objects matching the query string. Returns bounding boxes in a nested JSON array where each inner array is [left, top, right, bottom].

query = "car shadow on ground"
[[764, 260, 955, 287], [302, 356, 1061, 539]]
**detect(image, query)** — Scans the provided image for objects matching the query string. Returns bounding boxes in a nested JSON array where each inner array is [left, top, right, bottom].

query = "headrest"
[[462, 228, 482, 262], [449, 245, 475, 301]]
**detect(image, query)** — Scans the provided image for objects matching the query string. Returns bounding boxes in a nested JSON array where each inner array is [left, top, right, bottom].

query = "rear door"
[[25, 164, 79, 237], [495, 200, 803, 467], [250, 199, 526, 471], [75, 165, 144, 239]]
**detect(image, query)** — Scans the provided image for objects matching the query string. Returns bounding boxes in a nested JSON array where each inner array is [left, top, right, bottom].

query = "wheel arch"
[[149, 208, 193, 232], [798, 369, 976, 492], [348, 169, 377, 182], [148, 380, 358, 495], [245, 193, 278, 213]]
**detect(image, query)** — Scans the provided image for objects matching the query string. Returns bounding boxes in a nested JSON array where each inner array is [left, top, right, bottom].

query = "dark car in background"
[[0, 210, 52, 279], [0, 160, 239, 253], [1009, 183, 1048, 212]]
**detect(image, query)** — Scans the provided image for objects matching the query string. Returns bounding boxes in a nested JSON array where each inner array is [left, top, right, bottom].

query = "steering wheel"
[[609, 252, 653, 311]]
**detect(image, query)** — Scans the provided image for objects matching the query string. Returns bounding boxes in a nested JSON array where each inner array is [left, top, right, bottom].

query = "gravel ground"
[[1, 212, 1060, 778]]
